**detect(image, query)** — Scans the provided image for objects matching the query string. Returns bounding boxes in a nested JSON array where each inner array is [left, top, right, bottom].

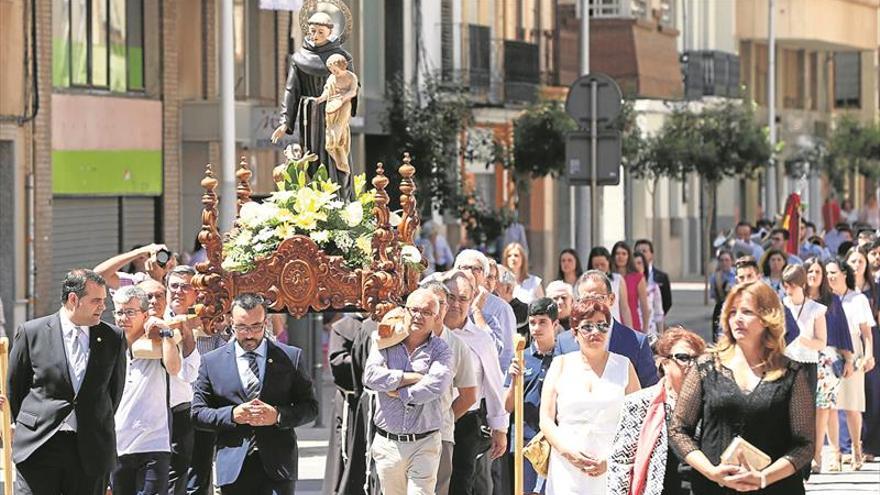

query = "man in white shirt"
[[162, 265, 202, 495], [443, 270, 509, 495], [454, 250, 516, 372], [111, 285, 182, 495], [421, 281, 478, 495]]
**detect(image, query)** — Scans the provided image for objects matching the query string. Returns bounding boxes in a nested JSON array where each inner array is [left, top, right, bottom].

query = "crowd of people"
[[3, 201, 879, 495]]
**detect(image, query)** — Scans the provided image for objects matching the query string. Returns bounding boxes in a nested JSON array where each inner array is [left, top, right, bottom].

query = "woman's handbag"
[[523, 431, 551, 477]]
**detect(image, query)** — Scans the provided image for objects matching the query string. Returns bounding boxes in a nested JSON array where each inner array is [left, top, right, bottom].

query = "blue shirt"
[[363, 335, 453, 434], [480, 293, 516, 373], [504, 342, 556, 450]]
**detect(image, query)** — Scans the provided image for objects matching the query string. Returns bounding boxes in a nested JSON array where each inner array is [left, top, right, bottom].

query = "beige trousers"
[[371, 432, 442, 495], [434, 441, 454, 495]]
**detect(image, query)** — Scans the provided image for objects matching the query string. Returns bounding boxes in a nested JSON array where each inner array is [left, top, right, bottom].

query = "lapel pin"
[[97, 337, 102, 342], [268, 358, 274, 364]]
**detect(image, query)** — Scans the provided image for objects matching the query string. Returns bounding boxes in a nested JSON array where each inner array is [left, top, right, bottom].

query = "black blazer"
[[8, 312, 127, 474], [652, 267, 673, 314], [191, 339, 318, 487]]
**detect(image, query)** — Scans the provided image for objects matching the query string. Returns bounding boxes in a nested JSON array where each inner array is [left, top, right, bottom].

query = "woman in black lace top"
[[669, 281, 815, 494]]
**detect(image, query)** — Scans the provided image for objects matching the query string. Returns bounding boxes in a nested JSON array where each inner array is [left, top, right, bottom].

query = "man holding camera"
[[95, 243, 176, 290]]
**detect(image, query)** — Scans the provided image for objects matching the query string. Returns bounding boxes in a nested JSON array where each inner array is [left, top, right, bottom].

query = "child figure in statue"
[[313, 54, 358, 178]]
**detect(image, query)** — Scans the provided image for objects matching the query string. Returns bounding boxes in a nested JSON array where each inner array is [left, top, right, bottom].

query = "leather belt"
[[171, 402, 191, 414], [374, 426, 437, 443]]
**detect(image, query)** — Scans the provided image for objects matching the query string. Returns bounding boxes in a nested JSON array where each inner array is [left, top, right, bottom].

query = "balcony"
[[504, 40, 540, 104], [736, 0, 878, 51]]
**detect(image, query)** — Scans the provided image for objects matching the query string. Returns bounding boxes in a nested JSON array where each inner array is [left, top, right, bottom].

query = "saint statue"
[[271, 11, 357, 199]]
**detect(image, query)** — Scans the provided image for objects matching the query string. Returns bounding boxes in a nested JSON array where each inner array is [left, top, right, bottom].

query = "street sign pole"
[[590, 79, 598, 245]]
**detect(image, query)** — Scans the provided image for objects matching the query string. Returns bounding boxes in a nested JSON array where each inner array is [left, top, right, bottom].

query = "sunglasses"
[[575, 322, 610, 335], [667, 353, 696, 365]]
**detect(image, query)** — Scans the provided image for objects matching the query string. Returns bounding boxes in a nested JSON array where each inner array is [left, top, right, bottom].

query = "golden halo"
[[299, 0, 353, 45]]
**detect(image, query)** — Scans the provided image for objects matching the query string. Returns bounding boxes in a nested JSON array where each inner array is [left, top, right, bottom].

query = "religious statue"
[[271, 7, 357, 199]]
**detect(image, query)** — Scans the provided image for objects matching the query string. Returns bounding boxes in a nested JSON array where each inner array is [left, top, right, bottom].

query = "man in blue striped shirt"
[[363, 289, 453, 495]]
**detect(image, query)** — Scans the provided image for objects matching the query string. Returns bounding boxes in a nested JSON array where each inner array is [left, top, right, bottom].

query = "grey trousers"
[[435, 441, 454, 495]]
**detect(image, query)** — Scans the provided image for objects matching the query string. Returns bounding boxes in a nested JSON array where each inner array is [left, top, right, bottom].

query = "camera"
[[155, 248, 172, 268]]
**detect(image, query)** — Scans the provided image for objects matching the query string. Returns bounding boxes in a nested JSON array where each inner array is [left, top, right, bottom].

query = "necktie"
[[244, 351, 262, 456], [244, 351, 261, 400], [70, 327, 88, 393]]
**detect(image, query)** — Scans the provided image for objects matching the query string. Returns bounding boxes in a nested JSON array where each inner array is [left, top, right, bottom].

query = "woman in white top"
[[540, 299, 640, 494], [781, 264, 828, 473], [827, 258, 876, 471], [587, 246, 633, 328], [633, 251, 664, 337], [504, 242, 544, 305]]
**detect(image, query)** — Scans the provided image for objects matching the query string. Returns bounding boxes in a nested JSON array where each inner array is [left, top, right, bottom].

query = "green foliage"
[[511, 100, 576, 179], [823, 116, 880, 186], [383, 74, 473, 213], [632, 100, 771, 186]]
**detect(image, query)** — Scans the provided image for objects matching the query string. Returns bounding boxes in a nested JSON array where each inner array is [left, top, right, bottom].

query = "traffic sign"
[[565, 131, 621, 186], [565, 73, 623, 127]]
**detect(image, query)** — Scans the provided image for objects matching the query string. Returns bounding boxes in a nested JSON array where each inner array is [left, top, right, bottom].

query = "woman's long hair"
[[586, 246, 612, 272], [611, 241, 637, 275], [850, 246, 877, 313], [503, 242, 530, 283], [557, 248, 584, 282], [717, 281, 788, 380], [759, 248, 788, 278], [803, 257, 835, 307]]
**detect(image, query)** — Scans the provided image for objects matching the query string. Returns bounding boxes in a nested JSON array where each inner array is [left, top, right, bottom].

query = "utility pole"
[[220, 0, 237, 230], [574, 0, 592, 253], [766, 0, 778, 218]]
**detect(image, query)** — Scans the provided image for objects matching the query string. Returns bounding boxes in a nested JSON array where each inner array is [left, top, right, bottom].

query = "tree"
[[510, 100, 576, 182], [824, 116, 880, 191], [634, 100, 771, 302]]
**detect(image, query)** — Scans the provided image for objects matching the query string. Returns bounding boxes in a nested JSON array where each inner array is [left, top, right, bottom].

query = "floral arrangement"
[[221, 153, 377, 273]]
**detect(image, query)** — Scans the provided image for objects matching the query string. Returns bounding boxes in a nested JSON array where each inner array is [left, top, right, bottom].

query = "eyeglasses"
[[575, 322, 610, 335], [113, 308, 144, 318], [231, 322, 265, 334], [458, 264, 484, 274], [405, 307, 436, 319], [667, 353, 696, 366], [147, 292, 166, 300], [168, 282, 193, 291], [579, 293, 609, 302]]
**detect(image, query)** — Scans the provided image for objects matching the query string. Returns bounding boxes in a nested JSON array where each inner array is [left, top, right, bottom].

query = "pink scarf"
[[630, 384, 667, 495]]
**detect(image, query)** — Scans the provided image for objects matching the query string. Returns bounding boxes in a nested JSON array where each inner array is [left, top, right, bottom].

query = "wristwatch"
[[159, 328, 174, 339]]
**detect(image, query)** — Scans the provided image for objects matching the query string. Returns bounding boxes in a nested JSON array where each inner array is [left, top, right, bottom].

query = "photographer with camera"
[[95, 243, 177, 290]]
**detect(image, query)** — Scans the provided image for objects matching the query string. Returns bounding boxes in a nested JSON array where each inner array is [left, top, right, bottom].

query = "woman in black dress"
[[669, 281, 815, 494]]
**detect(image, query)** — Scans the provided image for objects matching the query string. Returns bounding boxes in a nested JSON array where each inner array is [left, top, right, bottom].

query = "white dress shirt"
[[452, 321, 509, 432], [58, 310, 90, 432], [438, 326, 477, 443], [235, 339, 268, 389]]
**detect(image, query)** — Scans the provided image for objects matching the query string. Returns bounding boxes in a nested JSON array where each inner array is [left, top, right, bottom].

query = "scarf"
[[630, 384, 667, 495]]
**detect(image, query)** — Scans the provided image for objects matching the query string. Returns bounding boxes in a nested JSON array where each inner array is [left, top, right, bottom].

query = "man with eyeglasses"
[[555, 270, 658, 387], [454, 250, 516, 373], [441, 270, 509, 495], [111, 285, 182, 494], [139, 279, 168, 317], [160, 265, 204, 495], [363, 289, 453, 495], [420, 280, 478, 495], [192, 292, 318, 495], [545, 281, 574, 331]]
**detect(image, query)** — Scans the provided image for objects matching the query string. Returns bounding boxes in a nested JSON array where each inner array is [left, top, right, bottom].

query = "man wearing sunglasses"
[[191, 293, 318, 494], [556, 270, 658, 387]]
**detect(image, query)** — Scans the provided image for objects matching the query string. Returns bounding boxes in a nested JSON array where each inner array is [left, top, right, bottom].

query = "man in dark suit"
[[191, 293, 318, 495], [8, 268, 128, 495], [635, 239, 672, 315], [556, 270, 659, 387]]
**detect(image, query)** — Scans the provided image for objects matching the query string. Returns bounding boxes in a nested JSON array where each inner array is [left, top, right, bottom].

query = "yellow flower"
[[354, 174, 367, 197], [356, 235, 372, 256], [274, 224, 296, 239]]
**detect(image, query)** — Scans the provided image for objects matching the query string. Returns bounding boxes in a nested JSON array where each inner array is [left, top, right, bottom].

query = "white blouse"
[[513, 274, 543, 305], [783, 297, 826, 363]]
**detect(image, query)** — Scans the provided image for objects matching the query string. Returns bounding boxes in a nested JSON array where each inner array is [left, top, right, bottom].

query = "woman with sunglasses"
[[607, 327, 706, 495], [669, 281, 814, 494], [540, 300, 640, 494]]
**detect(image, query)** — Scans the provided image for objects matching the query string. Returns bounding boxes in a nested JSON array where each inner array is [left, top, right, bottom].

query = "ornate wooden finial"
[[236, 156, 253, 214], [398, 152, 418, 245]]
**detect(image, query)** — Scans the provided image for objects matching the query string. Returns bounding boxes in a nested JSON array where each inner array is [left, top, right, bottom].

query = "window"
[[834, 52, 861, 109], [52, 0, 144, 91]]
